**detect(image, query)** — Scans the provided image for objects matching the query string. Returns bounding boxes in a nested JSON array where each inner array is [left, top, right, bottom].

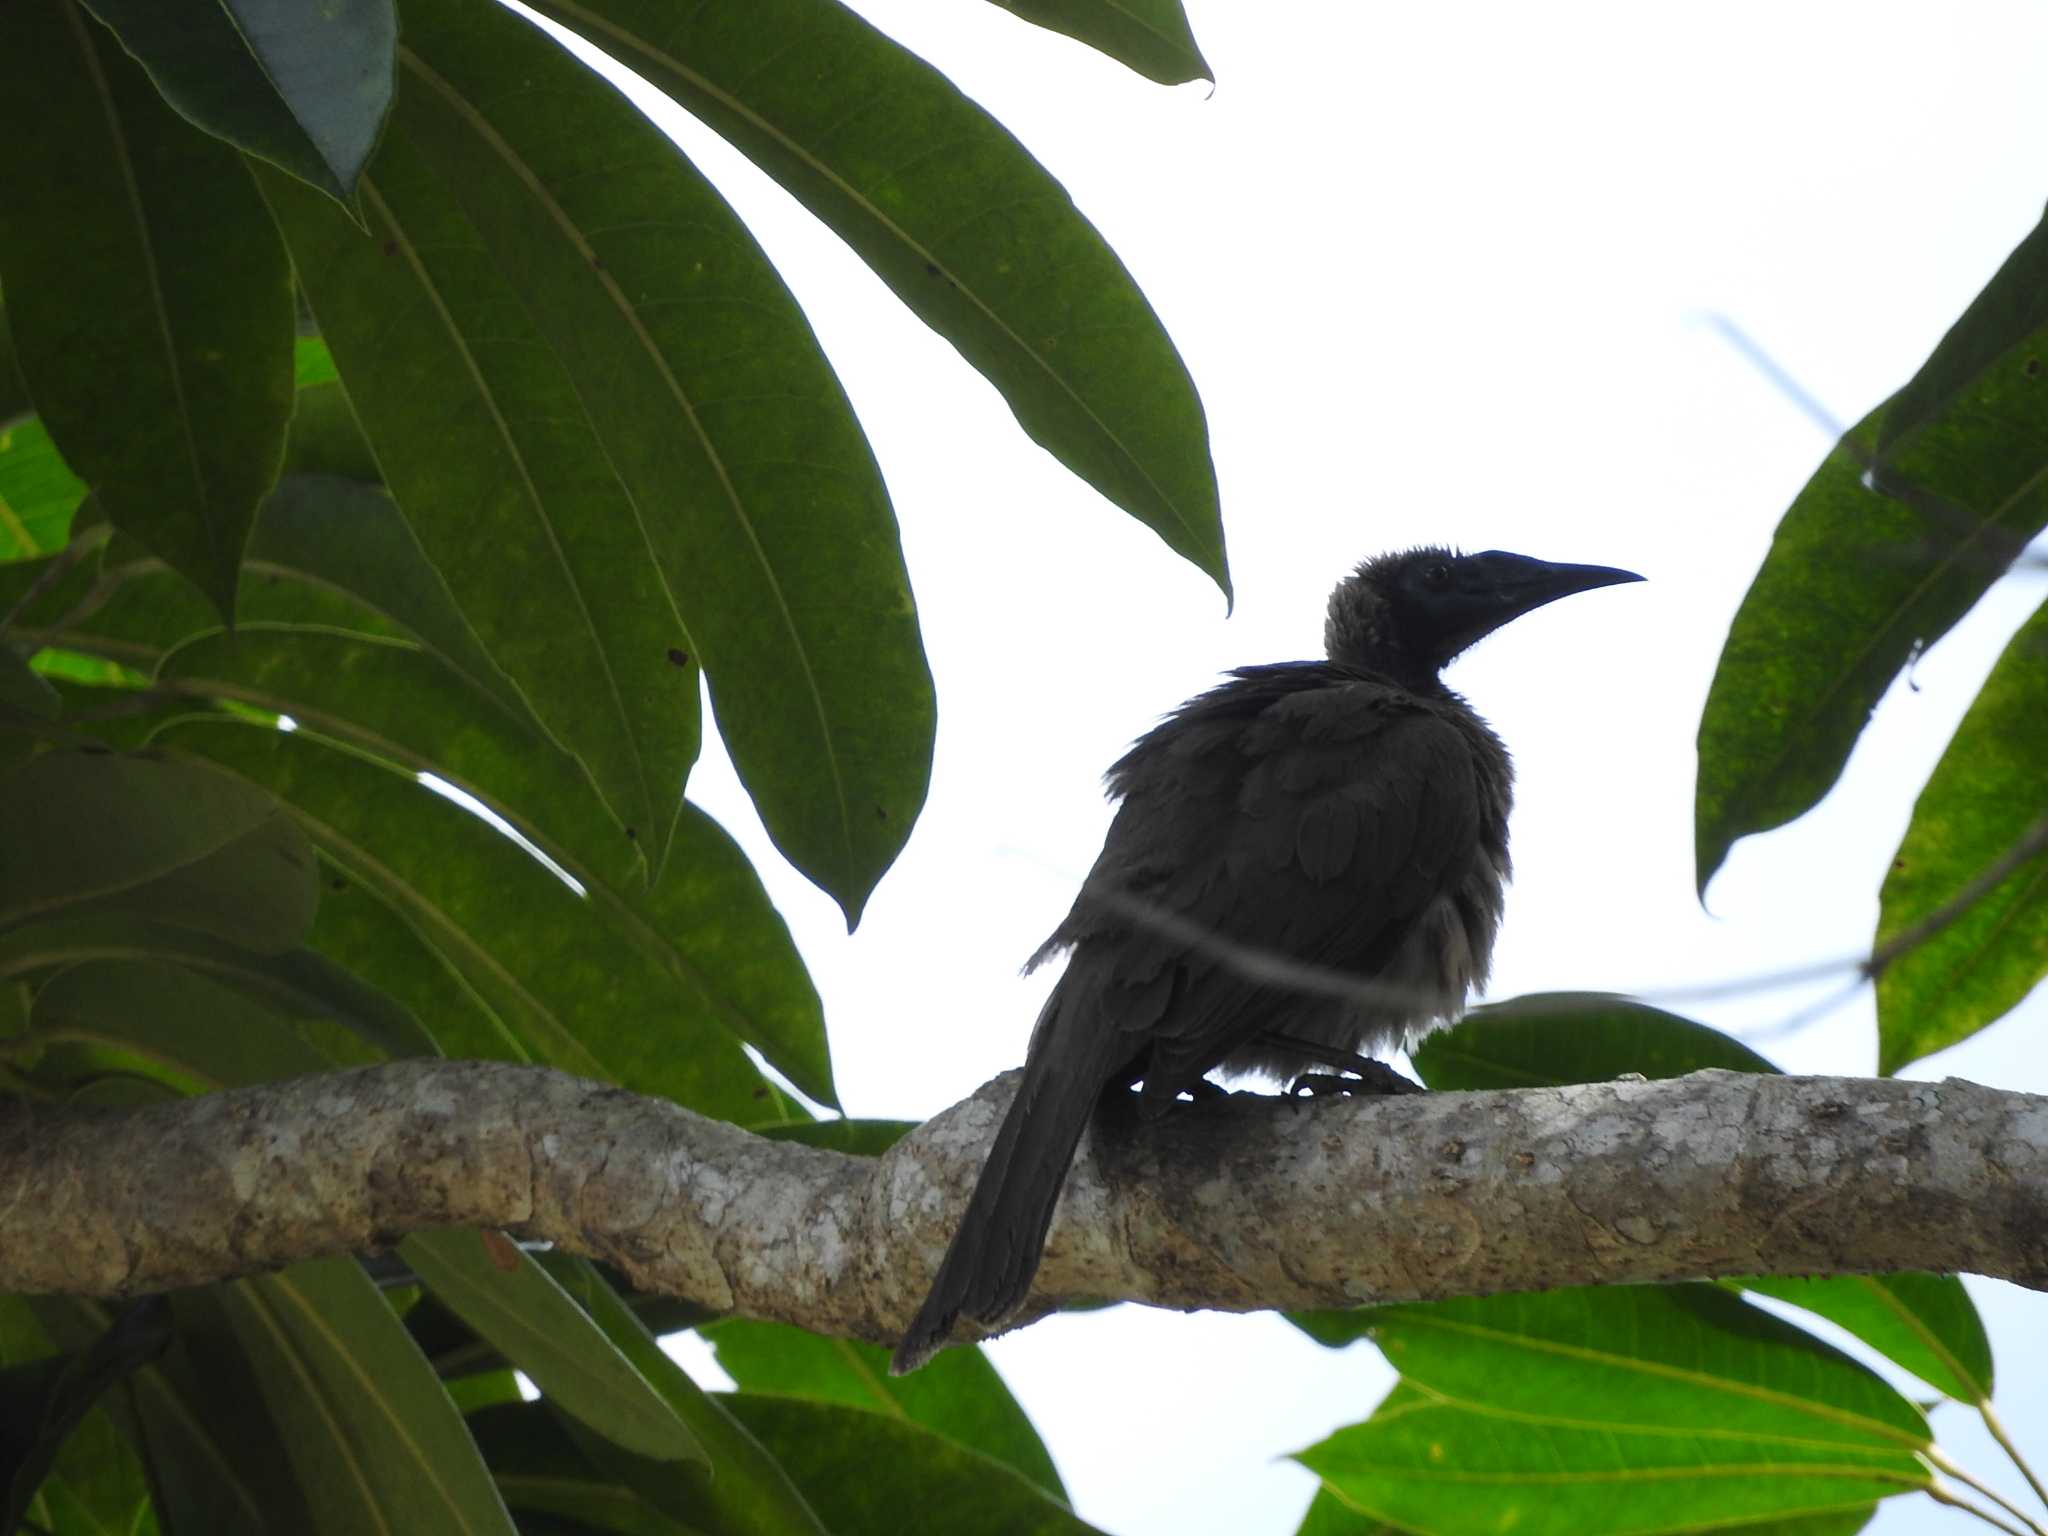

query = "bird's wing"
[[1036, 664, 1485, 1103]]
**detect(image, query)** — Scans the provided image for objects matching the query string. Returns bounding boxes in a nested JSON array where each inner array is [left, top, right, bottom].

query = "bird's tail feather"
[[891, 994, 1114, 1374]]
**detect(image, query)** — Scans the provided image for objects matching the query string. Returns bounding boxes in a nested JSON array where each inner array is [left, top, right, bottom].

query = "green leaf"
[[401, 1229, 705, 1466], [0, 0, 294, 618], [1412, 992, 1777, 1090], [0, 749, 313, 949], [540, 1256, 830, 1536], [153, 629, 831, 1106], [0, 912, 436, 1059], [152, 716, 796, 1121], [1875, 596, 2048, 1070], [722, 1394, 1104, 1536], [1696, 213, 2048, 893], [79, 0, 395, 202], [703, 1320, 1064, 1501], [1296, 1288, 1925, 1536], [531, 0, 1228, 603], [0, 414, 88, 561], [470, 1402, 696, 1534], [984, 0, 1211, 84], [753, 1120, 913, 1157], [396, 0, 936, 921], [1734, 1274, 1992, 1405], [221, 1256, 519, 1535]]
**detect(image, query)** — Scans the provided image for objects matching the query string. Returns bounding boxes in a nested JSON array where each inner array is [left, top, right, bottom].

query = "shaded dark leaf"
[[0, 0, 293, 617], [531, 0, 1228, 604]]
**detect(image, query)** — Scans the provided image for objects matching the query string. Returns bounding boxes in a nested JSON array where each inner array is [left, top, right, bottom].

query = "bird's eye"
[[1421, 561, 1452, 591]]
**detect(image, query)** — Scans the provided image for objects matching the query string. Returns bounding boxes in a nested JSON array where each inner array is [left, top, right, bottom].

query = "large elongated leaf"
[[396, 0, 934, 921], [1875, 596, 2048, 1071], [0, 0, 293, 617], [985, 0, 1211, 84], [1696, 214, 2048, 892], [223, 1257, 518, 1536], [151, 717, 791, 1121], [531, 0, 1228, 601], [703, 1320, 1064, 1501], [155, 627, 830, 1104], [401, 1230, 705, 1466], [1297, 1288, 1926, 1536], [80, 0, 395, 202], [253, 177, 694, 869]]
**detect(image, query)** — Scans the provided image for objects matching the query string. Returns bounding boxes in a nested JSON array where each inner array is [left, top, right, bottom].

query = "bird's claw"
[[1288, 1061, 1424, 1099]]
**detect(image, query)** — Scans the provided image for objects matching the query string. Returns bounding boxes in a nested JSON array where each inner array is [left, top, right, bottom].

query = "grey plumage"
[[891, 547, 1640, 1373]]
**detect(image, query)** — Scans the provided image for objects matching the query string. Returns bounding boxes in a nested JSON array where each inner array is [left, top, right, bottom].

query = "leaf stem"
[[1928, 1476, 2045, 1536], [1980, 1401, 2048, 1516], [1927, 1447, 2048, 1535]]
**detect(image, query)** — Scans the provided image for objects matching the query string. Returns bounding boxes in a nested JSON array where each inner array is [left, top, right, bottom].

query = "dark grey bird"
[[891, 546, 1641, 1373]]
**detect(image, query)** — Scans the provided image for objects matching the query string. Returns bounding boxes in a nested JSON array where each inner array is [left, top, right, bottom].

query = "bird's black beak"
[[1432, 552, 1644, 662]]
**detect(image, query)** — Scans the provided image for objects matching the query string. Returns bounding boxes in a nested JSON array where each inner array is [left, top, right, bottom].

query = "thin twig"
[[1, 521, 108, 631]]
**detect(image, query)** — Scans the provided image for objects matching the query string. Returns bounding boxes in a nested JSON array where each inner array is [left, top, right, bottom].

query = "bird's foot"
[[1288, 1060, 1423, 1098]]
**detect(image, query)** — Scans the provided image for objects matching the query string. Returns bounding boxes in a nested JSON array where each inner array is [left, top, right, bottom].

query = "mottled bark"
[[0, 1061, 2040, 1344]]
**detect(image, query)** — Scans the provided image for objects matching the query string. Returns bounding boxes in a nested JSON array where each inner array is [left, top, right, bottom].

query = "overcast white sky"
[[553, 5, 2048, 1532]]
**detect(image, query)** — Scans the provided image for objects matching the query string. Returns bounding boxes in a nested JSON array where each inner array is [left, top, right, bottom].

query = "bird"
[[890, 546, 1642, 1373]]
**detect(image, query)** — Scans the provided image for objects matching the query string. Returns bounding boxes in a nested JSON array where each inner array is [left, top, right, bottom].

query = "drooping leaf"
[[396, 0, 936, 919], [153, 629, 831, 1106], [0, 749, 312, 947], [401, 1229, 705, 1466], [0, 0, 294, 617], [1696, 214, 2048, 892], [703, 1319, 1063, 1500], [1875, 596, 2048, 1071], [79, 0, 395, 202], [530, 0, 1228, 602], [1412, 992, 1777, 1090], [1296, 1288, 1925, 1536], [468, 1402, 692, 1535], [540, 1256, 830, 1536], [1735, 1273, 1992, 1406], [980, 0, 1210, 83], [222, 1257, 519, 1535]]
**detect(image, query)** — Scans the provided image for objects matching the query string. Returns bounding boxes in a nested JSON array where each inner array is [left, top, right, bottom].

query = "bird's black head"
[[1324, 546, 1643, 682]]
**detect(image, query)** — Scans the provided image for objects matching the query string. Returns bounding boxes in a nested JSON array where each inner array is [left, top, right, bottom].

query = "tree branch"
[[2, 1060, 2043, 1345]]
